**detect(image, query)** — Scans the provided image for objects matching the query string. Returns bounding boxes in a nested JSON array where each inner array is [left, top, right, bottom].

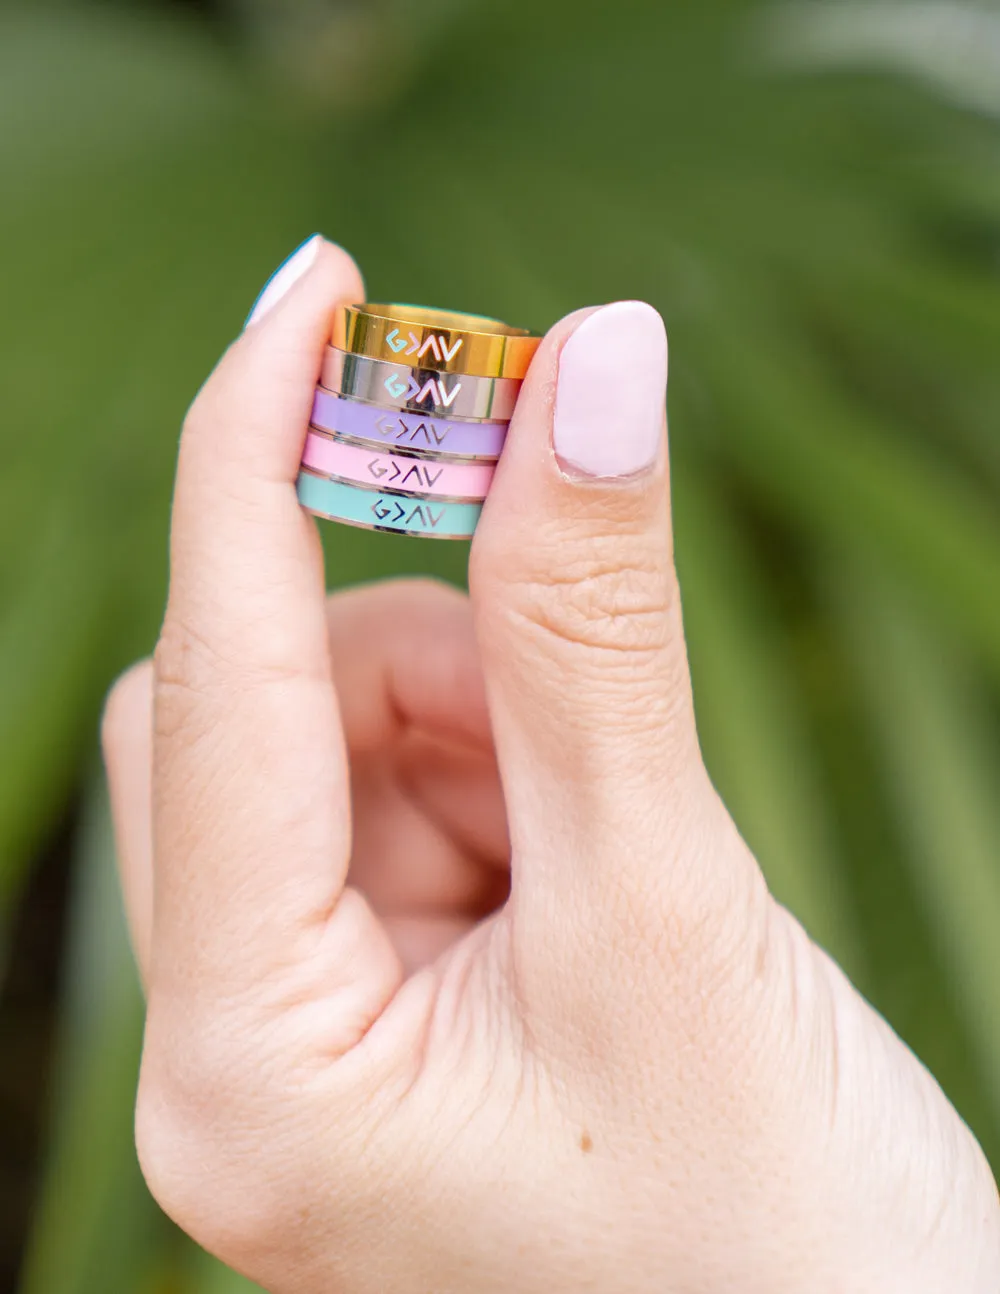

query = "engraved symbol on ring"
[[415, 335, 441, 361], [367, 457, 403, 483], [403, 504, 445, 529], [385, 330, 465, 363], [382, 374, 465, 409], [398, 462, 444, 489], [398, 372, 463, 406], [409, 420, 447, 446], [371, 498, 407, 524], [373, 414, 450, 445], [371, 498, 445, 529]]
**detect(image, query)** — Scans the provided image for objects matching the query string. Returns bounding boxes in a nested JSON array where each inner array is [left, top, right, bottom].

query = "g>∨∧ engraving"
[[384, 328, 464, 363], [383, 372, 463, 408], [371, 497, 446, 529], [366, 458, 445, 489], [373, 414, 450, 447]]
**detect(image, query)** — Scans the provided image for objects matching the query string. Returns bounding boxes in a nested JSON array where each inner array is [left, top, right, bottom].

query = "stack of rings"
[[296, 304, 541, 539]]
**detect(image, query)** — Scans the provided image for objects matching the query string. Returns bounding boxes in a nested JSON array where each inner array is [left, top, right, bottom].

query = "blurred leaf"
[[677, 465, 863, 973], [18, 773, 164, 1294], [0, 523, 118, 950], [767, 1, 1000, 121], [700, 321, 1000, 683], [833, 567, 1000, 1148], [794, 559, 997, 1161]]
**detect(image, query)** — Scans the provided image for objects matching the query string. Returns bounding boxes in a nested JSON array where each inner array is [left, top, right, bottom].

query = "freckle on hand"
[[580, 1131, 593, 1154]]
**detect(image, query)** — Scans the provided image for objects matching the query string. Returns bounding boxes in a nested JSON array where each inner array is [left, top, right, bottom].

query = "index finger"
[[150, 239, 399, 1017]]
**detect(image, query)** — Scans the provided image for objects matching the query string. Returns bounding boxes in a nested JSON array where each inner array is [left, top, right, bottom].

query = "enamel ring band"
[[302, 431, 494, 501], [297, 470, 482, 540], [332, 303, 540, 379], [311, 389, 507, 461], [320, 347, 521, 422]]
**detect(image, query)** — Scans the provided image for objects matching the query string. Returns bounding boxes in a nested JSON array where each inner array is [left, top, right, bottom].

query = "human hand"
[[102, 237, 1000, 1292]]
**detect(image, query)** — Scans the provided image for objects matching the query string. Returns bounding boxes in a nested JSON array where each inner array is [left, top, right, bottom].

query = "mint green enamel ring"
[[296, 470, 482, 540]]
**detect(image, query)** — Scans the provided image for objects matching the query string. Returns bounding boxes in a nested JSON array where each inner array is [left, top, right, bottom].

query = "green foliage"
[[2, 0, 997, 1287]]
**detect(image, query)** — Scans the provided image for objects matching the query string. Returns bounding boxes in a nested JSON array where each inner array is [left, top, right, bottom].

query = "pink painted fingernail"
[[244, 234, 321, 328], [553, 300, 667, 478]]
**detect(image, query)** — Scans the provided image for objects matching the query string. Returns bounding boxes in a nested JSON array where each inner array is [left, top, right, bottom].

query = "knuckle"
[[338, 574, 465, 619], [155, 611, 304, 698], [135, 1085, 269, 1264], [392, 573, 464, 605], [152, 621, 220, 742], [153, 613, 310, 755], [154, 613, 268, 702], [478, 520, 677, 663], [134, 1072, 202, 1237], [402, 576, 471, 623], [135, 1021, 305, 1265], [154, 617, 219, 693], [101, 660, 152, 760], [151, 617, 263, 754]]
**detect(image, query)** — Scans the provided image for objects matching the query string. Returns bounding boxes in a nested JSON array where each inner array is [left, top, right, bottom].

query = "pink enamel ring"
[[301, 431, 495, 502]]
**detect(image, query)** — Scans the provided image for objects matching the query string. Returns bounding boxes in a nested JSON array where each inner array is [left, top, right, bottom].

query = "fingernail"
[[244, 234, 322, 328], [553, 300, 667, 478]]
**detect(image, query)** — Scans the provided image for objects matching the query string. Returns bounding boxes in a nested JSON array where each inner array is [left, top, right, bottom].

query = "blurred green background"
[[1, 0, 999, 1288]]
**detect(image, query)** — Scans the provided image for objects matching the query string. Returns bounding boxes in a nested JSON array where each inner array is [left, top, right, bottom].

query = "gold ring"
[[332, 303, 541, 379]]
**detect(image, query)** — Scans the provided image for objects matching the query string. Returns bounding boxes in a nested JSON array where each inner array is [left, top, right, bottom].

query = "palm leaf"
[[17, 775, 163, 1294], [830, 566, 1000, 1162], [676, 464, 863, 974]]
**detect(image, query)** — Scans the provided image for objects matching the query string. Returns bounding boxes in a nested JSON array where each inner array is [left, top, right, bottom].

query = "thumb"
[[471, 302, 750, 933]]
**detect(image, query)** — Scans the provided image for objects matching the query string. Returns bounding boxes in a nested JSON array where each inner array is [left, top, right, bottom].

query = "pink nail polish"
[[552, 301, 667, 478]]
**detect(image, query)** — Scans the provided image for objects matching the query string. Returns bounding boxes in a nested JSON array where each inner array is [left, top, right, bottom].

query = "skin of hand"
[[101, 236, 1000, 1293]]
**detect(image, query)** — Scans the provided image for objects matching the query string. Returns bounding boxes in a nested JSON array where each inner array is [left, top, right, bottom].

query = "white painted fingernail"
[[244, 234, 321, 328], [553, 301, 667, 478]]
